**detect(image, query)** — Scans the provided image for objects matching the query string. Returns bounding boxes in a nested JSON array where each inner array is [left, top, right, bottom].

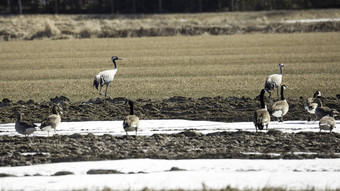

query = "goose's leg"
[[280, 114, 284, 122]]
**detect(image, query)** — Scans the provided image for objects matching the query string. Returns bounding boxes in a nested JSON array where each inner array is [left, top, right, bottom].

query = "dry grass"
[[0, 9, 339, 40], [0, 32, 340, 102]]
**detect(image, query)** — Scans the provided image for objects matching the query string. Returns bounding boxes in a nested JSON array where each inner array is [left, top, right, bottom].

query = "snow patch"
[[284, 18, 340, 23], [1, 120, 340, 190], [1, 159, 340, 191], [1, 119, 339, 137]]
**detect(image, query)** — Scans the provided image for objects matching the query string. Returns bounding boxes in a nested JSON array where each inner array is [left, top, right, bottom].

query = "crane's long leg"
[[99, 85, 103, 95], [104, 84, 109, 99]]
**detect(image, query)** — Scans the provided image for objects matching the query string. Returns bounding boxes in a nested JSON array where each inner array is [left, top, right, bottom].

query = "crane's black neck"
[[113, 60, 117, 69], [280, 86, 285, 100], [260, 89, 266, 109], [129, 101, 134, 115], [279, 66, 283, 75]]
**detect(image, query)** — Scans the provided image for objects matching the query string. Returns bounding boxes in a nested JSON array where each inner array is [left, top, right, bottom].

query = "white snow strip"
[[0, 119, 339, 137], [1, 159, 340, 191], [1, 120, 340, 190], [284, 18, 340, 23]]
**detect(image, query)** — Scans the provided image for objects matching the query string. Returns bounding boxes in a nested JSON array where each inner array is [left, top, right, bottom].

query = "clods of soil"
[[0, 95, 340, 167]]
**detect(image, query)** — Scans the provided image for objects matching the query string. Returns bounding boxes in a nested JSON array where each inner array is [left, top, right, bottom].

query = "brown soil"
[[0, 95, 340, 167]]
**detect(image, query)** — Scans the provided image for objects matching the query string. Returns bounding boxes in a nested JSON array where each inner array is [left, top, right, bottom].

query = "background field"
[[1, 32, 339, 102], [1, 9, 339, 41]]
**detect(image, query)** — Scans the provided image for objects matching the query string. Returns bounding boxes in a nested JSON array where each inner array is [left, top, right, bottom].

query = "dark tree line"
[[1, 0, 339, 14]]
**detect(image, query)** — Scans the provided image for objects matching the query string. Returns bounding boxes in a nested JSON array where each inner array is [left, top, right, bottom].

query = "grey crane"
[[265, 63, 285, 99], [93, 56, 121, 99]]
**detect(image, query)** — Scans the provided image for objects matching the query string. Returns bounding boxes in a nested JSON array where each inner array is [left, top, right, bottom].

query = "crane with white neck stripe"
[[93, 56, 121, 99]]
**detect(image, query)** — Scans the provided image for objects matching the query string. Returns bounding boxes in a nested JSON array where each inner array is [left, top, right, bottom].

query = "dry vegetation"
[[0, 32, 339, 102], [0, 9, 339, 40]]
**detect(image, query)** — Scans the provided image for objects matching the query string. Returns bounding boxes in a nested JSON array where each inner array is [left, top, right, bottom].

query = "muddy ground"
[[0, 95, 340, 167]]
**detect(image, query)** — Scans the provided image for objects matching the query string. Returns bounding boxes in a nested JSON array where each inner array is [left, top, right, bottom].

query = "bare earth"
[[0, 95, 340, 167]]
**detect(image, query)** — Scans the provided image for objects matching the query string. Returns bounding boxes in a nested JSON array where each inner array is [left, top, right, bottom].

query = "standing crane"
[[264, 63, 285, 99], [93, 56, 121, 99]]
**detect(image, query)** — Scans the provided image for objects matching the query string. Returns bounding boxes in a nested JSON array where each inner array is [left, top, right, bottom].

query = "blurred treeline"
[[1, 0, 339, 14]]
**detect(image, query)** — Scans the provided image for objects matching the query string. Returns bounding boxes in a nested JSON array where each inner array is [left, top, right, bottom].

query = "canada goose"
[[15, 112, 37, 137], [264, 63, 285, 99], [253, 89, 270, 132], [123, 100, 139, 136], [271, 85, 289, 122], [93, 56, 121, 99], [315, 106, 339, 120], [40, 104, 63, 136], [304, 91, 322, 121], [319, 111, 337, 132]]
